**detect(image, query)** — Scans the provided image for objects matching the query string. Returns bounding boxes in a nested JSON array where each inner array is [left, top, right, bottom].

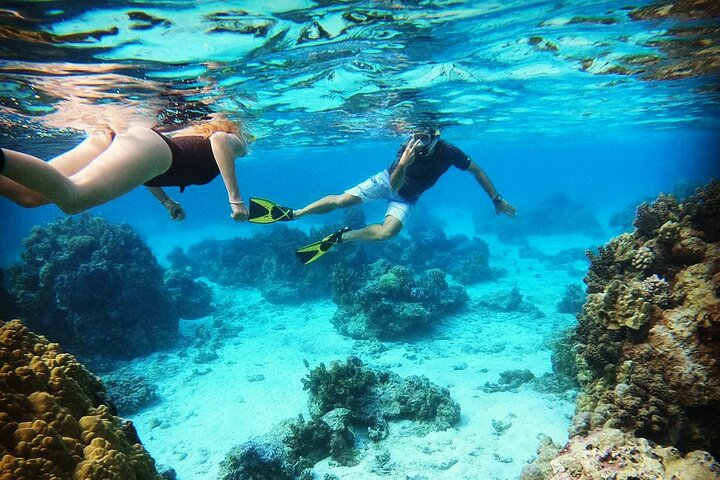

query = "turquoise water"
[[1, 1, 719, 479]]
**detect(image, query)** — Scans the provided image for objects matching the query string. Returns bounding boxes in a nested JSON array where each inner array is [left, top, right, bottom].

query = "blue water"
[[1, 1, 719, 479]]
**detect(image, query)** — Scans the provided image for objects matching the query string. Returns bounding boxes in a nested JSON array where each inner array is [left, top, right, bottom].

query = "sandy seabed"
[[120, 232, 593, 480]]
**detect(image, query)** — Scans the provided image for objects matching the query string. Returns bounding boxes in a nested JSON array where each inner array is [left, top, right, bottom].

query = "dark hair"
[[413, 127, 440, 139]]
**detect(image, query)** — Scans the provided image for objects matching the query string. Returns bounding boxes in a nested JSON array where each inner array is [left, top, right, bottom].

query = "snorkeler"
[[0, 120, 252, 221], [248, 129, 516, 264]]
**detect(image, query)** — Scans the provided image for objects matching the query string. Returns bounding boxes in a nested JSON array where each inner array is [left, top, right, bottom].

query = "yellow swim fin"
[[248, 197, 294, 224], [295, 227, 351, 265]]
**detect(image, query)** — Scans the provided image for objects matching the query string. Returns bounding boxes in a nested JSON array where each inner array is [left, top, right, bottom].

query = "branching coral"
[[0, 319, 163, 480], [640, 274, 670, 307], [685, 179, 720, 242], [301, 356, 377, 419], [630, 244, 655, 272], [302, 357, 460, 431], [220, 358, 460, 479], [633, 194, 680, 238], [584, 242, 622, 294]]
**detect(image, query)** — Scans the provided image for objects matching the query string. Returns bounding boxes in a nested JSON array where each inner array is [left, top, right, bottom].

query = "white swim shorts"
[[344, 170, 413, 225]]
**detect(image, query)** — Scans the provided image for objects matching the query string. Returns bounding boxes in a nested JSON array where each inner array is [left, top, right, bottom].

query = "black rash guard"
[[386, 139, 471, 203], [144, 130, 221, 192]]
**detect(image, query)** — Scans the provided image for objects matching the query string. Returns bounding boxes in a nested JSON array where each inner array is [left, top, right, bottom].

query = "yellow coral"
[[610, 233, 637, 264], [657, 221, 680, 243], [0, 320, 163, 480], [545, 428, 719, 480], [631, 245, 654, 272], [585, 280, 653, 330]]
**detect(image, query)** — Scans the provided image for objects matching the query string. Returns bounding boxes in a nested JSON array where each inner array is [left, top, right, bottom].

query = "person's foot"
[[321, 226, 351, 248], [295, 226, 352, 265], [248, 197, 294, 223]]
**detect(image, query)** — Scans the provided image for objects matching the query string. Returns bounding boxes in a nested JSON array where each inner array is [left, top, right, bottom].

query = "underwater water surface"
[[1, 1, 719, 479]]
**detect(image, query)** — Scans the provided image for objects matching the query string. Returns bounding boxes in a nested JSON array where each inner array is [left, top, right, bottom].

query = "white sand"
[[120, 232, 591, 480]]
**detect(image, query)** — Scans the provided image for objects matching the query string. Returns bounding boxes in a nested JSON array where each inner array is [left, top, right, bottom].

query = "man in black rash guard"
[[248, 128, 516, 264]]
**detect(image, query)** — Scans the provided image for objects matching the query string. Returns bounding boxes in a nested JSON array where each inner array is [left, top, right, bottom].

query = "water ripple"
[[0, 0, 718, 144]]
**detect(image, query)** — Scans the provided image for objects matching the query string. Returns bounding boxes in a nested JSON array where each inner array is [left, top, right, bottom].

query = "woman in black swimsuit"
[[0, 119, 251, 221]]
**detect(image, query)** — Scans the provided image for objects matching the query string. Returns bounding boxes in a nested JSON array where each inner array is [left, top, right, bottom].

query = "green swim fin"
[[248, 197, 294, 224], [296, 227, 351, 265]]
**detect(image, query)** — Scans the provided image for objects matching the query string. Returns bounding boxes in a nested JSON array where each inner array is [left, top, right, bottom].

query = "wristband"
[[492, 194, 502, 203], [230, 200, 244, 205]]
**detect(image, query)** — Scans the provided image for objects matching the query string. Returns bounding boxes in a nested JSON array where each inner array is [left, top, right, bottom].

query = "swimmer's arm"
[[466, 160, 516, 217], [390, 139, 422, 191], [146, 186, 185, 220], [210, 132, 248, 221]]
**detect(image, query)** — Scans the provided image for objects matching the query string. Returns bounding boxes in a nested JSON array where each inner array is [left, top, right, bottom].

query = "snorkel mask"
[[411, 129, 441, 155]]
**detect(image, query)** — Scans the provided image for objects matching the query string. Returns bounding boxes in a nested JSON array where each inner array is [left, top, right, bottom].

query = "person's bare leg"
[[0, 175, 50, 207], [49, 131, 114, 171], [343, 215, 403, 242], [63, 127, 171, 212], [0, 132, 113, 207], [2, 127, 170, 214], [294, 193, 361, 219], [1, 149, 80, 208]]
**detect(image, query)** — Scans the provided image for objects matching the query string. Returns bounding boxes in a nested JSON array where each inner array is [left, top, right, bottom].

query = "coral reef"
[[219, 433, 298, 480], [330, 261, 468, 339], [478, 286, 543, 316], [162, 269, 214, 319], [219, 357, 460, 479], [172, 212, 502, 308], [302, 357, 460, 432], [481, 369, 535, 393], [0, 319, 163, 480], [402, 220, 504, 283], [522, 428, 720, 480], [101, 371, 158, 416], [608, 183, 700, 233], [548, 327, 580, 392], [519, 435, 562, 480], [5, 215, 178, 359], [557, 284, 585, 314], [474, 192, 604, 241], [573, 181, 720, 456], [219, 409, 355, 480], [170, 225, 338, 304]]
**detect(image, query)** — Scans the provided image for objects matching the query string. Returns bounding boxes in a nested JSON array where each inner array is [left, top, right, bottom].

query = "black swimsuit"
[[144, 130, 221, 192]]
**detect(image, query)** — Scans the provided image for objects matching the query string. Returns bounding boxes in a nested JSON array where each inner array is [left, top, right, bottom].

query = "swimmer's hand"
[[493, 196, 516, 217], [230, 201, 249, 222], [162, 198, 186, 221], [399, 138, 423, 167]]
